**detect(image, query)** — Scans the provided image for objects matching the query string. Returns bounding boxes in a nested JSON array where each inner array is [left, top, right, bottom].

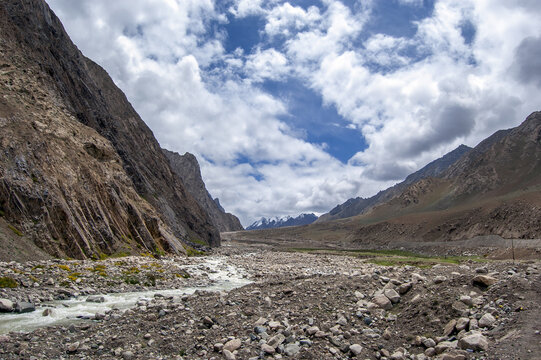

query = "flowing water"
[[0, 257, 251, 334]]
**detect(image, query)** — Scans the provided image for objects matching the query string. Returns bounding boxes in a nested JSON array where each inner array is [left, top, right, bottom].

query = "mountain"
[[233, 112, 541, 246], [163, 150, 243, 232], [317, 144, 472, 222], [247, 213, 318, 230], [0, 0, 219, 260]]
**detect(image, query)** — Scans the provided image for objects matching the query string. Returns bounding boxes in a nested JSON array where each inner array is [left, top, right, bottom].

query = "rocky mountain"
[[0, 0, 219, 260], [317, 144, 472, 222], [237, 112, 541, 245], [247, 213, 318, 230], [162, 150, 243, 232]]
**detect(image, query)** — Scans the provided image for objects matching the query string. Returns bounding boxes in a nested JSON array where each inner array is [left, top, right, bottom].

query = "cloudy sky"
[[46, 0, 541, 226]]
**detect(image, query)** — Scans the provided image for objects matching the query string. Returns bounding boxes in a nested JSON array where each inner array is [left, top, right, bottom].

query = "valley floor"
[[0, 241, 540, 359]]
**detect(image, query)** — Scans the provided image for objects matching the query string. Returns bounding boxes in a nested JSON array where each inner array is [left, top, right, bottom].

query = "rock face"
[[0, 0, 219, 260], [247, 213, 318, 230], [162, 150, 243, 232], [317, 145, 472, 222]]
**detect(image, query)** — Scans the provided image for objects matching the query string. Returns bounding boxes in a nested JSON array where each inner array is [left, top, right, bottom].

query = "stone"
[[479, 313, 496, 328], [15, 302, 35, 313], [66, 341, 80, 353], [0, 299, 14, 312], [254, 317, 267, 326], [425, 347, 436, 356], [203, 316, 214, 328], [268, 320, 281, 329], [214, 343, 224, 352], [306, 326, 319, 335], [441, 352, 467, 360], [443, 319, 457, 337], [384, 289, 401, 304], [122, 351, 134, 359], [459, 295, 473, 306], [349, 344, 363, 356], [337, 315, 347, 326], [472, 275, 497, 288], [435, 341, 456, 354], [390, 351, 405, 360], [455, 318, 469, 331], [397, 282, 412, 295], [284, 344, 300, 356], [314, 330, 327, 338], [373, 294, 392, 310], [422, 338, 436, 348], [267, 334, 285, 348], [458, 332, 488, 351], [434, 276, 446, 284], [254, 326, 266, 334], [42, 308, 53, 316], [86, 295, 105, 303], [223, 349, 236, 360], [412, 273, 427, 282], [223, 338, 242, 352], [261, 343, 275, 354]]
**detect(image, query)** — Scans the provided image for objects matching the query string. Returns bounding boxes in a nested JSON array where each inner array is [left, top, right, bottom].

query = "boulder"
[[0, 299, 14, 312], [458, 332, 488, 351]]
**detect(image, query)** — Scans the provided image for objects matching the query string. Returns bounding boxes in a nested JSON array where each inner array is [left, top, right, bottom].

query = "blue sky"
[[47, 0, 541, 225]]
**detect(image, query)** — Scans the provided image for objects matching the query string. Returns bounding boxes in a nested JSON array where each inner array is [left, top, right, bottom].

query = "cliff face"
[[0, 0, 219, 260], [163, 150, 243, 232]]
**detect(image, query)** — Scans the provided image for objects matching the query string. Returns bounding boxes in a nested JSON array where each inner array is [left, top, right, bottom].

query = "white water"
[[0, 257, 251, 334]]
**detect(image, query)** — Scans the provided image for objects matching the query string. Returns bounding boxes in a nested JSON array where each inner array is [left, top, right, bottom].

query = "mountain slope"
[[0, 0, 219, 259], [163, 150, 243, 232], [247, 213, 318, 230], [233, 113, 541, 246], [317, 144, 472, 222]]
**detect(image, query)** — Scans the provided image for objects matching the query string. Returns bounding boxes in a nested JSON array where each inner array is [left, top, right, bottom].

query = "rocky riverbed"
[[0, 242, 540, 359]]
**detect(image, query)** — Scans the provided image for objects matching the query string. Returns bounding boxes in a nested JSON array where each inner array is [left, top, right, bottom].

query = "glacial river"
[[0, 257, 252, 334]]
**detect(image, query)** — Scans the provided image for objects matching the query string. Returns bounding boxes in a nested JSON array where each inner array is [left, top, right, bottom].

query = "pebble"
[[223, 338, 241, 352], [349, 344, 363, 356], [479, 313, 496, 328]]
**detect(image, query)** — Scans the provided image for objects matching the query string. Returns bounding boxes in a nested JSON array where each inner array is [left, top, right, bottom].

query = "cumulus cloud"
[[46, 0, 541, 224]]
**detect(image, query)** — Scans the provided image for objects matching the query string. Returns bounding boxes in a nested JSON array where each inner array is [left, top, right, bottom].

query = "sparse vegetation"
[[0, 276, 18, 288], [56, 264, 71, 272], [8, 224, 23, 236]]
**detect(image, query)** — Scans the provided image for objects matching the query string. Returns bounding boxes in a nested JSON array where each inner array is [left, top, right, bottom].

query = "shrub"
[[0, 276, 18, 288]]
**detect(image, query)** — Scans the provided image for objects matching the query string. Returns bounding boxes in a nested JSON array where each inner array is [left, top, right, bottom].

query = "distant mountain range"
[[247, 213, 318, 230], [234, 112, 541, 244], [317, 144, 472, 222]]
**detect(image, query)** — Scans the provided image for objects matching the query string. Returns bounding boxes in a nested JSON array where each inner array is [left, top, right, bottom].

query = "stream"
[[0, 257, 252, 334]]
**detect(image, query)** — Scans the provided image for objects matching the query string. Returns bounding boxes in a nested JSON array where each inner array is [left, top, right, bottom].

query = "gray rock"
[[122, 350, 134, 359], [267, 333, 285, 348], [261, 343, 275, 354], [422, 338, 436, 348], [455, 317, 469, 331], [384, 289, 400, 304], [0, 299, 14, 312], [443, 319, 457, 337], [472, 275, 497, 288], [373, 294, 392, 310], [435, 340, 456, 354], [15, 302, 35, 313], [458, 332, 488, 351], [223, 338, 242, 352], [306, 326, 319, 335], [349, 344, 363, 356], [86, 295, 105, 303], [479, 313, 496, 328], [459, 295, 473, 306], [434, 276, 446, 284], [223, 349, 236, 360], [397, 282, 412, 295], [66, 341, 79, 353], [42, 308, 53, 316], [284, 343, 301, 356], [337, 315, 347, 326], [254, 326, 266, 334]]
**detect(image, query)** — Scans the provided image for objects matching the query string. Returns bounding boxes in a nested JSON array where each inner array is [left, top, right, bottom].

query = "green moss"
[[0, 276, 18, 288], [8, 224, 23, 237], [56, 264, 71, 272], [124, 266, 140, 274], [123, 276, 139, 285], [184, 245, 204, 257]]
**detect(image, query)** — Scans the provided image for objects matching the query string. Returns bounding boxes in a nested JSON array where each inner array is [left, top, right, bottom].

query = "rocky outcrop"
[[0, 0, 219, 260], [163, 150, 243, 232]]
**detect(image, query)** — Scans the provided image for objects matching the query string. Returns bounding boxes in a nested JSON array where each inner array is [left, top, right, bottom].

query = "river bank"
[[0, 242, 540, 359]]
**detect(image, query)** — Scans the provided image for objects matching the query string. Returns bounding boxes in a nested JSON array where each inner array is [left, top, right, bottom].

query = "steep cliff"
[[0, 0, 219, 260], [163, 150, 243, 232]]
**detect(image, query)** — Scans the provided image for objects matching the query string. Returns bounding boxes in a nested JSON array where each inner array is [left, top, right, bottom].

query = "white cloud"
[[46, 0, 541, 225], [245, 48, 289, 82]]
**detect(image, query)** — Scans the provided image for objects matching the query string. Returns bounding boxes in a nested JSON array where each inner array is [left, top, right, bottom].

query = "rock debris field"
[[0, 243, 540, 360]]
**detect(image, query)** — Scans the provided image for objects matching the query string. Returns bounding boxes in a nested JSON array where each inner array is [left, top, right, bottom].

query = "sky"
[[46, 0, 541, 226]]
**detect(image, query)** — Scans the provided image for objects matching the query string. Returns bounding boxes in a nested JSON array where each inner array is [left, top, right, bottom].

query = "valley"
[[1, 242, 539, 359]]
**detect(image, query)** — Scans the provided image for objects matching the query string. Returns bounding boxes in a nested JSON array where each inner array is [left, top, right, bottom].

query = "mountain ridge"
[[162, 149, 243, 232], [247, 213, 318, 230]]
